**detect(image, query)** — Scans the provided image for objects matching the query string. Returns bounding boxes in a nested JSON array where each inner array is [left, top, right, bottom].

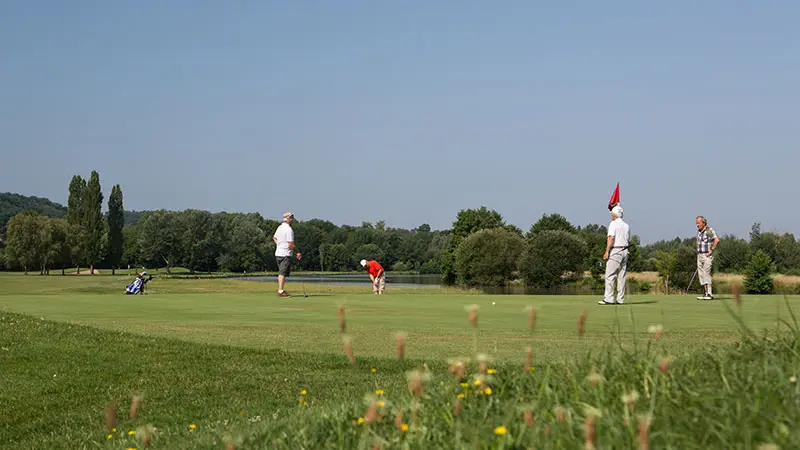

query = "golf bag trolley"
[[125, 272, 153, 295]]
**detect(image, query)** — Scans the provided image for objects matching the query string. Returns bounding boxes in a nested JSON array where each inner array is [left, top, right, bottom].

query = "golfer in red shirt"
[[360, 259, 385, 295]]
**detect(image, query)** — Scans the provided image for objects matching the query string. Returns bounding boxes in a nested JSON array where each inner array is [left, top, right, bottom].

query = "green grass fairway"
[[1, 273, 799, 449]]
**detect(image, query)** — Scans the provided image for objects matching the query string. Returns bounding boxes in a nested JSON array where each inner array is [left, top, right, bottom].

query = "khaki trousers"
[[373, 274, 385, 293], [604, 249, 628, 304], [697, 254, 713, 287]]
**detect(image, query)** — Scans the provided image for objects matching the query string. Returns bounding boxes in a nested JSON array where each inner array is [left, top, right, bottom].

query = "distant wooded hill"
[[0, 192, 149, 233]]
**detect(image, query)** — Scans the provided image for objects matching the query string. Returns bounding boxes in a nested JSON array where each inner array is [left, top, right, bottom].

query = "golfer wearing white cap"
[[360, 258, 385, 295], [600, 205, 630, 305], [273, 212, 301, 297]]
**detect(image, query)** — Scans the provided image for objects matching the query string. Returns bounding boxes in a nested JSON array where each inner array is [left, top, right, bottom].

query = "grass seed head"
[[105, 404, 117, 431], [577, 311, 588, 335], [130, 395, 141, 419], [647, 324, 663, 341], [622, 390, 640, 409], [338, 304, 346, 332], [637, 414, 652, 450], [525, 347, 533, 372], [587, 371, 605, 387], [584, 415, 596, 450], [394, 409, 404, 430], [364, 402, 379, 424], [465, 304, 479, 327], [394, 332, 406, 360], [342, 335, 356, 365], [523, 408, 535, 427], [732, 282, 742, 307], [525, 306, 537, 330], [554, 406, 567, 423], [658, 356, 673, 373]]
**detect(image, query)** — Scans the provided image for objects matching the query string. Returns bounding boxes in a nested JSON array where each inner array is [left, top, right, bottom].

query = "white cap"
[[360, 259, 367, 267], [611, 205, 624, 217]]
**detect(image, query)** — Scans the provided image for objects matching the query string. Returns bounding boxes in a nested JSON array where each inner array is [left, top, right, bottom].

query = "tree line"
[[2, 176, 799, 291]]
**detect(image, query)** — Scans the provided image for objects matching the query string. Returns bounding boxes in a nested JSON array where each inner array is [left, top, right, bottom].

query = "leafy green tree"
[[137, 210, 181, 273], [321, 243, 350, 271], [46, 218, 71, 275], [83, 171, 105, 274], [442, 207, 506, 285], [527, 213, 576, 238], [520, 230, 587, 289], [66, 176, 86, 226], [5, 211, 49, 274], [454, 228, 525, 287], [66, 175, 87, 272], [744, 250, 774, 294], [217, 213, 268, 273], [576, 224, 608, 285], [106, 185, 125, 274], [121, 225, 141, 269], [293, 221, 328, 271], [180, 210, 221, 273], [714, 235, 751, 273], [353, 243, 385, 266]]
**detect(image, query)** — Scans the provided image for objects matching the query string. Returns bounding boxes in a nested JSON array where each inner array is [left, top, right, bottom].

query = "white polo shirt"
[[608, 218, 630, 249], [274, 222, 294, 257]]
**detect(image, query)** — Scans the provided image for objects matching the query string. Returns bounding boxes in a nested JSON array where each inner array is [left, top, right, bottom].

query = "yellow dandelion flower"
[[401, 423, 409, 432], [357, 417, 365, 425], [494, 425, 508, 435], [457, 393, 465, 399], [300, 389, 307, 396], [483, 387, 492, 395], [128, 430, 136, 436], [371, 368, 377, 373], [460, 382, 468, 388], [376, 400, 386, 407], [189, 424, 197, 430], [127, 448, 137, 450], [473, 379, 482, 386], [487, 369, 497, 375], [112, 428, 117, 432], [375, 389, 385, 396], [528, 366, 536, 372], [107, 434, 113, 440]]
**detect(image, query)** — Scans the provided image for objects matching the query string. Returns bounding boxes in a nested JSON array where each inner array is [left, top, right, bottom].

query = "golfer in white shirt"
[[600, 205, 630, 305]]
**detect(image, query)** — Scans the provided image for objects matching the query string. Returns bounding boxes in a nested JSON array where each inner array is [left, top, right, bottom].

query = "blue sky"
[[1, 1, 798, 243]]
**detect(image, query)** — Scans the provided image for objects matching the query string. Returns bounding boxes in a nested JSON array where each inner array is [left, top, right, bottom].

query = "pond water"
[[236, 274, 604, 295], [236, 273, 441, 289]]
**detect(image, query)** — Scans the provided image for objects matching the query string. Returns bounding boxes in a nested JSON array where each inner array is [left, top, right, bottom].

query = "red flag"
[[607, 183, 620, 211]]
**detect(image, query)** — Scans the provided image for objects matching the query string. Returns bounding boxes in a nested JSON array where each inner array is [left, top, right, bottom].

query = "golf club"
[[686, 269, 697, 293]]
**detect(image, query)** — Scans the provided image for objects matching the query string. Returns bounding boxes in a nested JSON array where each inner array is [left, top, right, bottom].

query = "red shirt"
[[366, 260, 384, 277]]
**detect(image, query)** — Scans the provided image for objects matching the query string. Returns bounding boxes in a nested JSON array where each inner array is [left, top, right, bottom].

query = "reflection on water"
[[237, 274, 604, 295], [235, 274, 441, 289]]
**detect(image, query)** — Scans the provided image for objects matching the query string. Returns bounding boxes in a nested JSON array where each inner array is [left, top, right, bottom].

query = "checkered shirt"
[[697, 226, 718, 254]]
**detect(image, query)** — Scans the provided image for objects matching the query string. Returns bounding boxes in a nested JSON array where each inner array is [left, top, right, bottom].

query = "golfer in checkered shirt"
[[696, 216, 720, 300]]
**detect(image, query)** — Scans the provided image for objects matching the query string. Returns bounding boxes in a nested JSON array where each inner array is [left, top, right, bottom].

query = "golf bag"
[[125, 273, 153, 295]]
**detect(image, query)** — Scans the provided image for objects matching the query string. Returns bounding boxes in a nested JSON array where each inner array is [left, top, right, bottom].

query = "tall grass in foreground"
[[101, 295, 800, 449]]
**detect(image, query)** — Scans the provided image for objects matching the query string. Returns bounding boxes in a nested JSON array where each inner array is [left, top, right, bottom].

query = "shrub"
[[655, 245, 697, 293], [744, 250, 774, 294], [454, 228, 525, 287], [520, 230, 587, 289], [391, 261, 412, 272]]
